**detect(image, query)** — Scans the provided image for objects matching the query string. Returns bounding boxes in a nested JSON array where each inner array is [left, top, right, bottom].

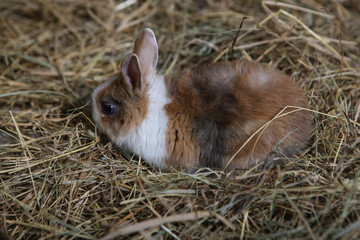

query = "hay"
[[1, 0, 359, 239]]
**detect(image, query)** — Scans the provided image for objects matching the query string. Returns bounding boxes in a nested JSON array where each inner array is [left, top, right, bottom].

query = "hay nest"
[[1, 0, 359, 239]]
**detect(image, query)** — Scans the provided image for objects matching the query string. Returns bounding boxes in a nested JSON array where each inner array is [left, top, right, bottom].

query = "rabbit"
[[92, 28, 311, 172]]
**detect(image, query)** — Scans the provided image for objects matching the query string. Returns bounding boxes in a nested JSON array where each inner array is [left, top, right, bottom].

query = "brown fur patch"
[[93, 74, 149, 142], [164, 71, 201, 169], [164, 60, 311, 170]]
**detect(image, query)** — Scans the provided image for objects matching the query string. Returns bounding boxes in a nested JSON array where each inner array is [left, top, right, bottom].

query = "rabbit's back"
[[164, 60, 311, 170]]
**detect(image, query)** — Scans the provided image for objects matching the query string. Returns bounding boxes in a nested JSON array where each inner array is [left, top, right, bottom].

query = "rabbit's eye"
[[101, 101, 117, 115]]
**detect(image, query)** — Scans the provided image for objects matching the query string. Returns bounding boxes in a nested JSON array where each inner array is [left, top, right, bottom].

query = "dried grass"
[[1, 0, 359, 239]]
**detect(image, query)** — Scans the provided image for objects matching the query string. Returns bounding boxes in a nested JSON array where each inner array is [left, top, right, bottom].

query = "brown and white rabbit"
[[92, 28, 311, 171]]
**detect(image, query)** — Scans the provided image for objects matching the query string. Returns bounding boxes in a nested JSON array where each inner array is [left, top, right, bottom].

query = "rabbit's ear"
[[133, 28, 158, 78], [121, 54, 142, 93]]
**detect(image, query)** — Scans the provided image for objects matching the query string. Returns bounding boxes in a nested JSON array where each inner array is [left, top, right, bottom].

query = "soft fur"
[[92, 28, 311, 171], [120, 75, 171, 169]]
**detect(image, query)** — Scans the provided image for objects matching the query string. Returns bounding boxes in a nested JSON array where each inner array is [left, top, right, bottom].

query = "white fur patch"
[[251, 67, 273, 87], [92, 76, 117, 127], [120, 74, 171, 169]]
